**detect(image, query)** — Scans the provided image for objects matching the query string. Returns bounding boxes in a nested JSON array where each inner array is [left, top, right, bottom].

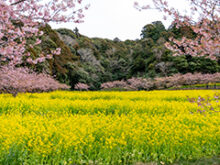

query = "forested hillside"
[[31, 21, 219, 90]]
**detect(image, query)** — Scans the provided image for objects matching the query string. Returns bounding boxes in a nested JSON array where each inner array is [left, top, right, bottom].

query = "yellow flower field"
[[0, 90, 219, 164]]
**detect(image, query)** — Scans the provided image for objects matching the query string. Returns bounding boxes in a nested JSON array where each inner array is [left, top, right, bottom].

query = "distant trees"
[[135, 0, 220, 60], [73, 27, 80, 38], [51, 22, 219, 89], [101, 73, 220, 91], [136, 18, 219, 78], [141, 21, 166, 42], [113, 37, 121, 42]]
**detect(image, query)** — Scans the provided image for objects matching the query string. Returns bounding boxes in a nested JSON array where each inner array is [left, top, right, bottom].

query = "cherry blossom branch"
[[0, 0, 89, 66], [135, 0, 220, 60]]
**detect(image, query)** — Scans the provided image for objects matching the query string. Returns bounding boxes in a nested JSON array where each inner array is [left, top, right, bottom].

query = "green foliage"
[[25, 22, 219, 90], [168, 23, 197, 39], [28, 25, 81, 88], [141, 21, 166, 42]]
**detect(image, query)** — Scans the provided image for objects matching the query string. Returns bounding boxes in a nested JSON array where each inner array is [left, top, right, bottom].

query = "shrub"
[[127, 77, 154, 90], [101, 80, 129, 90], [74, 83, 90, 91]]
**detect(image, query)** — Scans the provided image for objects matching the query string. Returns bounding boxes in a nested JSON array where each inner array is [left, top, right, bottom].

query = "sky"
[[50, 0, 189, 41]]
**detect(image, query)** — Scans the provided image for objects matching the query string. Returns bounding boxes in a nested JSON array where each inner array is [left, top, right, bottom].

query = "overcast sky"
[[50, 0, 189, 41]]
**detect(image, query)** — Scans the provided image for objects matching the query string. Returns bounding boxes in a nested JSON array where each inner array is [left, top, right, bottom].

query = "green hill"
[[30, 22, 220, 90]]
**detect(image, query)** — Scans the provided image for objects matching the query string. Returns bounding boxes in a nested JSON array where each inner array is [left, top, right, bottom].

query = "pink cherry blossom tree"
[[0, 66, 70, 96], [0, 0, 89, 66], [134, 0, 220, 60], [0, 0, 89, 95], [100, 73, 220, 91], [74, 82, 90, 91]]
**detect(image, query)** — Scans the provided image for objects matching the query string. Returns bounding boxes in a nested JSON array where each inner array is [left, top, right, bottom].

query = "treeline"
[[101, 73, 220, 91], [29, 21, 219, 90]]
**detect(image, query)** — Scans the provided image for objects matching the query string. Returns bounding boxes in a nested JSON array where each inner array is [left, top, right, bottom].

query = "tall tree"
[[141, 21, 166, 42]]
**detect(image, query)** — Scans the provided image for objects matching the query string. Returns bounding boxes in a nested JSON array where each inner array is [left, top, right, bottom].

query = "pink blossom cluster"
[[101, 80, 129, 90], [0, 0, 88, 95], [74, 83, 90, 91], [101, 78, 153, 91], [0, 0, 88, 66], [127, 77, 154, 90], [0, 66, 70, 96], [154, 73, 220, 89], [101, 73, 220, 90], [187, 92, 220, 115], [135, 0, 220, 60]]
